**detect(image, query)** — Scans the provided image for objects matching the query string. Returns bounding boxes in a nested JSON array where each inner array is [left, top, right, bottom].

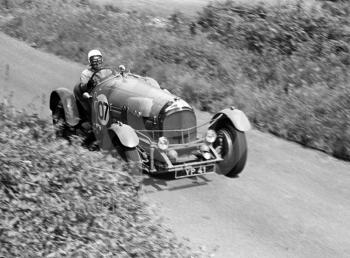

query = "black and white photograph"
[[0, 0, 349, 257]]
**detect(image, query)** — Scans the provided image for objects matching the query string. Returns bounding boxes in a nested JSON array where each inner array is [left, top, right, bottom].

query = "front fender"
[[109, 123, 139, 148], [50, 88, 80, 126], [212, 107, 251, 132]]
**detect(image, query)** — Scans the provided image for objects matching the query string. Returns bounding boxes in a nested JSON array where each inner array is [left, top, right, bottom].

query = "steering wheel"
[[87, 67, 117, 91]]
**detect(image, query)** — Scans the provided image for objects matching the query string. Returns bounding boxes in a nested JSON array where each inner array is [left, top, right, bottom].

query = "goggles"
[[89, 56, 102, 65]]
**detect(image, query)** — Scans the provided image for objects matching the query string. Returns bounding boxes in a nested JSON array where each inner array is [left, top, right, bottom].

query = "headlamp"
[[202, 152, 211, 160], [167, 149, 178, 162], [199, 144, 211, 160], [205, 129, 217, 143], [158, 136, 169, 151]]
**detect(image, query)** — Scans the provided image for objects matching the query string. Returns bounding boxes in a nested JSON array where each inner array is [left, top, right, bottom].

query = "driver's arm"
[[80, 69, 93, 92]]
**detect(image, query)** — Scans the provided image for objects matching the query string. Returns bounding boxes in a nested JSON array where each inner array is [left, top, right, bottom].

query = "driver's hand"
[[83, 92, 92, 99], [87, 78, 95, 91]]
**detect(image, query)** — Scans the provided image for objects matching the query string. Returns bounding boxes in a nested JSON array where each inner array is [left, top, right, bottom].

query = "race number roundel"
[[96, 94, 110, 126]]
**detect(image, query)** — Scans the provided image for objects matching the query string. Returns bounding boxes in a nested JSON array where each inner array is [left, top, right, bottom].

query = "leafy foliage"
[[0, 0, 349, 160], [0, 101, 205, 257], [195, 0, 350, 159]]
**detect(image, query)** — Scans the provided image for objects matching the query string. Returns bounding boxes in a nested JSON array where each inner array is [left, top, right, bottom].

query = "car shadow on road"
[[141, 172, 213, 193]]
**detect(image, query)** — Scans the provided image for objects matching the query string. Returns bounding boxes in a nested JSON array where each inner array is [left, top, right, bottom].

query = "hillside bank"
[[0, 0, 349, 160]]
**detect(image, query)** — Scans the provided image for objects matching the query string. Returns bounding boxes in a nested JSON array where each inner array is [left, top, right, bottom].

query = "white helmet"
[[88, 49, 102, 62], [87, 49, 103, 70]]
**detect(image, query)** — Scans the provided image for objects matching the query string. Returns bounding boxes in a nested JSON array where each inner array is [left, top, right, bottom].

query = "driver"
[[74, 49, 111, 117], [80, 49, 104, 92]]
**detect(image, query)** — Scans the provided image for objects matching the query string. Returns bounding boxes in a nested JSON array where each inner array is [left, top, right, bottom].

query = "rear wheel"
[[52, 100, 72, 139], [213, 123, 248, 177]]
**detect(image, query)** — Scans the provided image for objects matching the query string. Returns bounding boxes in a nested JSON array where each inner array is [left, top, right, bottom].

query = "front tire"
[[213, 123, 248, 178], [112, 137, 142, 175]]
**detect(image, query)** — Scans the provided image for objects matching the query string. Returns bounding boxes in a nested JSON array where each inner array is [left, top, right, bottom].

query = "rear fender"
[[50, 88, 80, 126], [109, 122, 139, 148], [211, 107, 251, 132]]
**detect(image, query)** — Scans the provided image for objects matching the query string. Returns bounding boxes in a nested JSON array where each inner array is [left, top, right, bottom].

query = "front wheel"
[[213, 124, 248, 178], [112, 136, 142, 175]]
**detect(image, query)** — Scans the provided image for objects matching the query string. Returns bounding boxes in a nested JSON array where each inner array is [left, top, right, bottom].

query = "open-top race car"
[[50, 67, 251, 178]]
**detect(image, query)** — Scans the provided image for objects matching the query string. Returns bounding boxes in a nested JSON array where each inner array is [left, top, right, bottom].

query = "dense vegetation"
[[0, 0, 349, 161], [196, 1, 350, 158], [0, 100, 206, 257]]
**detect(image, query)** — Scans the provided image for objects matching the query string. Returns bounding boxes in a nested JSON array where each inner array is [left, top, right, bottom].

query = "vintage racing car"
[[49, 67, 251, 178]]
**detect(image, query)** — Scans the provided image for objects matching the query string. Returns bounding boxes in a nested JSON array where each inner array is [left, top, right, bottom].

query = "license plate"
[[175, 164, 215, 178]]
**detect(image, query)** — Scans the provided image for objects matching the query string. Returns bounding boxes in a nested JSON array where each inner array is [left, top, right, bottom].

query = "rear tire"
[[213, 123, 248, 178], [52, 100, 72, 139]]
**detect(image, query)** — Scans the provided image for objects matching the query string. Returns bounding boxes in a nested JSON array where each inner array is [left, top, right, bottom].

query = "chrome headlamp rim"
[[202, 152, 212, 160], [157, 136, 169, 151], [205, 129, 217, 143]]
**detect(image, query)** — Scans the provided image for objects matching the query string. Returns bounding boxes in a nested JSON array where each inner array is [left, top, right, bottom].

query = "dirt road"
[[1, 32, 349, 257]]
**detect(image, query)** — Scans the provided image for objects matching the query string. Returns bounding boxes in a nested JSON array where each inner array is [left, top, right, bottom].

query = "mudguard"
[[109, 122, 139, 148], [50, 88, 80, 126], [212, 107, 251, 132]]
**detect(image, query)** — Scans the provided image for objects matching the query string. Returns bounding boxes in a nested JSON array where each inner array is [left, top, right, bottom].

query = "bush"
[[196, 0, 350, 159], [0, 100, 206, 257]]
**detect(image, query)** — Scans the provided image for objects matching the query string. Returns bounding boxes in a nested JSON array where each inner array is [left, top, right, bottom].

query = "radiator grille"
[[162, 110, 197, 144]]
